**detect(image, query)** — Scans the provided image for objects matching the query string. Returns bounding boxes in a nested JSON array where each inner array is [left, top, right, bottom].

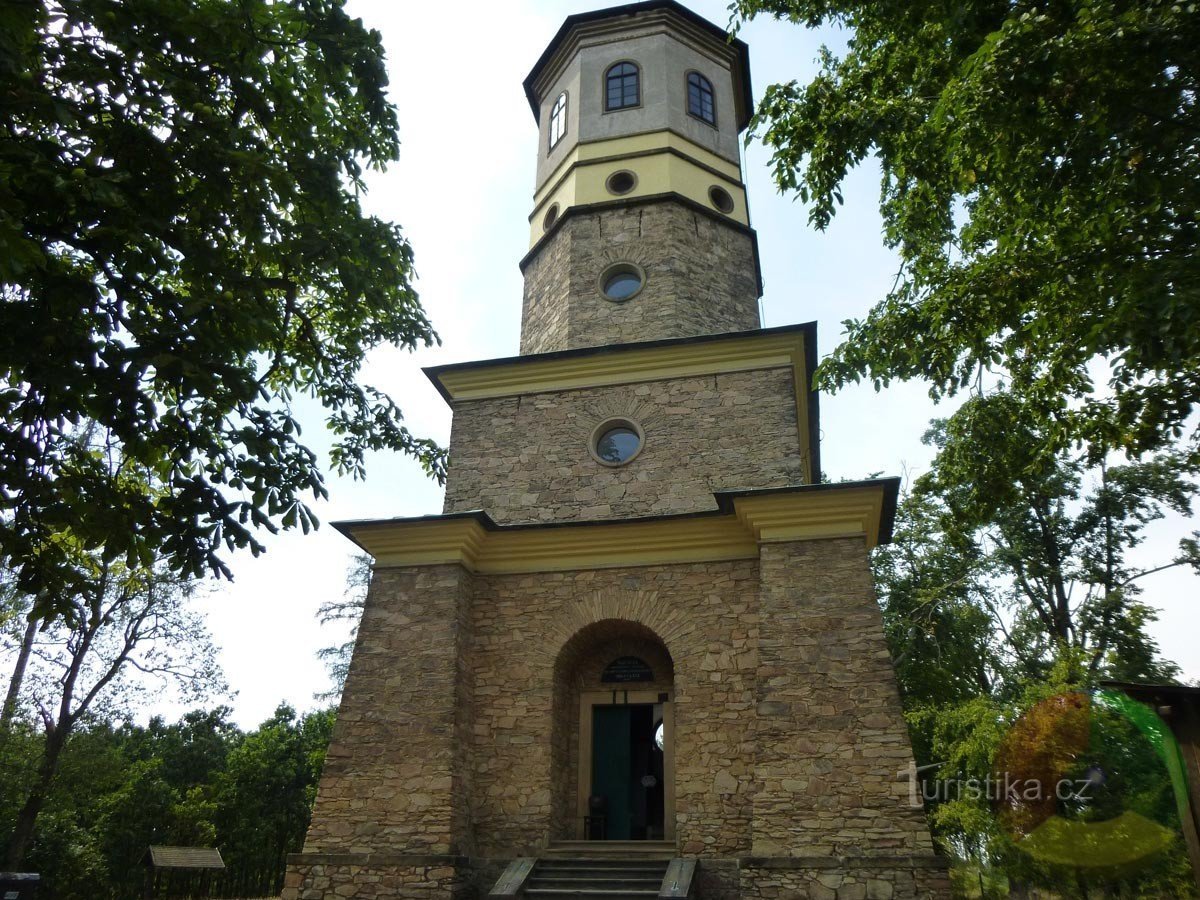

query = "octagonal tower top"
[[523, 1, 753, 197]]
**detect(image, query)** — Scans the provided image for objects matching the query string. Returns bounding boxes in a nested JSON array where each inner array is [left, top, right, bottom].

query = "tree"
[[315, 552, 370, 701], [1, 555, 222, 868], [213, 704, 334, 896], [0, 568, 35, 728], [0, 0, 444, 615], [877, 395, 1196, 713], [733, 0, 1200, 463], [873, 397, 1199, 894], [910, 393, 1197, 684], [0, 703, 336, 898]]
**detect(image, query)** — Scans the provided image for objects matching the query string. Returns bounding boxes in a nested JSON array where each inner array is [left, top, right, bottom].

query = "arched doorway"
[[551, 619, 675, 842]]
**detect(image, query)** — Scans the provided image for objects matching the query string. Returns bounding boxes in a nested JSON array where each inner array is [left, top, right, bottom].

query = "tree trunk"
[[1, 616, 37, 728], [3, 723, 67, 868]]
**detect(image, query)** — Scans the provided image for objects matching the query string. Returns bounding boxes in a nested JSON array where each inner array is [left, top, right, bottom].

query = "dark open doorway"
[[590, 703, 665, 840]]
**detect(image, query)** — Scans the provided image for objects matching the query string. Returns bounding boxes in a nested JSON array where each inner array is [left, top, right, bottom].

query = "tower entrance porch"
[[583, 690, 673, 841], [551, 619, 676, 843]]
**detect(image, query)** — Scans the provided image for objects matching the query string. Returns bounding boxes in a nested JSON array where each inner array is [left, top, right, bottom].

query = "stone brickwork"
[[281, 855, 465, 900], [442, 367, 805, 524], [301, 565, 475, 857], [291, 9, 950, 894], [520, 200, 761, 355], [738, 858, 953, 899], [469, 565, 760, 856], [290, 536, 948, 897], [752, 538, 935, 859]]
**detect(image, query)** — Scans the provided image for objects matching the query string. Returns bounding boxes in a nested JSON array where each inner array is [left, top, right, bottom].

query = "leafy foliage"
[[0, 704, 333, 898], [1, 551, 222, 868], [0, 0, 443, 613], [734, 0, 1200, 464], [315, 552, 370, 701], [873, 398, 1197, 893]]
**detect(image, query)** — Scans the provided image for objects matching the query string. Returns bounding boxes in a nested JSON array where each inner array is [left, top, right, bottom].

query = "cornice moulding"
[[337, 481, 897, 575]]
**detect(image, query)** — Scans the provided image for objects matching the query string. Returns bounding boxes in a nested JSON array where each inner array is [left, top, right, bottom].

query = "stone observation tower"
[[284, 3, 951, 898]]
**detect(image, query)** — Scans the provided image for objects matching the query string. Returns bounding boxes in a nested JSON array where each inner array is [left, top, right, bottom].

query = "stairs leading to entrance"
[[542, 840, 676, 859], [489, 843, 693, 898], [523, 857, 669, 897]]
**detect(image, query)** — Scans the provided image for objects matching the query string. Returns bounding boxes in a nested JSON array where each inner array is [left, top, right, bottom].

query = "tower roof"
[[524, 0, 754, 131]]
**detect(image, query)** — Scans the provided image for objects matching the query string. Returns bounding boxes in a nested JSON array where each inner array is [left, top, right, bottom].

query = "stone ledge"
[[288, 853, 948, 871], [740, 855, 950, 871], [286, 852, 469, 867]]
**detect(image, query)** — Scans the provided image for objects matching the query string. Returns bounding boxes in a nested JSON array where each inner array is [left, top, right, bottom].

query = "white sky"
[[188, 0, 1199, 727]]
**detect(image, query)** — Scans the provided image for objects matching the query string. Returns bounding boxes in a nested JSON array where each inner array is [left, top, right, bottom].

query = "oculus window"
[[598, 262, 645, 301], [590, 418, 645, 466], [606, 62, 640, 111], [606, 170, 637, 195], [709, 185, 735, 214], [687, 72, 715, 125], [548, 92, 567, 150]]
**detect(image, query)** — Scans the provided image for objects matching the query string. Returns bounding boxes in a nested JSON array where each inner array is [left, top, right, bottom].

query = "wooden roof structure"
[[142, 846, 225, 870]]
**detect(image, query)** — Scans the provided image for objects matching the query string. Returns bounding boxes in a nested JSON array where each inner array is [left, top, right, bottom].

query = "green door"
[[592, 705, 632, 840]]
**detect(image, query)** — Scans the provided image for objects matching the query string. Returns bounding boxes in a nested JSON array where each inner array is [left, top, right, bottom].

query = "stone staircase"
[[490, 842, 693, 899], [524, 857, 669, 897]]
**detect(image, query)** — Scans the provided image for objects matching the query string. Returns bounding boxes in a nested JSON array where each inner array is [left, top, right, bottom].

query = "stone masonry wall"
[[282, 856, 464, 900], [291, 543, 950, 898], [752, 537, 935, 858], [468, 564, 760, 857], [442, 367, 804, 524], [302, 565, 475, 857], [738, 858, 953, 899], [520, 200, 761, 355]]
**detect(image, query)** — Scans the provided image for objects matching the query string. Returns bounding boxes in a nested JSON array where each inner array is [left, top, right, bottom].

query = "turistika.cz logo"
[[903, 689, 1191, 874]]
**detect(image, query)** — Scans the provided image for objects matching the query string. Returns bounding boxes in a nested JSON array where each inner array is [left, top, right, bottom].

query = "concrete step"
[[523, 855, 670, 898], [523, 891, 660, 899], [543, 841, 675, 860], [487, 851, 680, 898], [528, 881, 662, 892], [536, 863, 665, 868]]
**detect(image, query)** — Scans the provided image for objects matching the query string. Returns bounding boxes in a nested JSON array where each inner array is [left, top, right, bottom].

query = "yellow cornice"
[[535, 130, 742, 208], [734, 487, 888, 549], [430, 329, 801, 402], [338, 482, 896, 575], [426, 326, 818, 484]]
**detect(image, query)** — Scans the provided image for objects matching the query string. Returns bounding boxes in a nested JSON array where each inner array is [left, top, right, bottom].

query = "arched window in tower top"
[[687, 72, 715, 125], [605, 62, 640, 111], [548, 91, 567, 150]]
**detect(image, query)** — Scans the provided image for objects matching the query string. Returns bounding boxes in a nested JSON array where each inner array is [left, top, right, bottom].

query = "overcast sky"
[[173, 0, 1200, 727]]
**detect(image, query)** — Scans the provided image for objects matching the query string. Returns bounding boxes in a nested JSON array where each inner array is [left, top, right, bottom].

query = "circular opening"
[[598, 262, 645, 302], [542, 203, 560, 231], [709, 185, 735, 214], [589, 418, 645, 467], [606, 170, 637, 195]]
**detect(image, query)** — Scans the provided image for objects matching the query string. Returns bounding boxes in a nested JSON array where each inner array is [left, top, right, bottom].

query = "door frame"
[[577, 688, 675, 841]]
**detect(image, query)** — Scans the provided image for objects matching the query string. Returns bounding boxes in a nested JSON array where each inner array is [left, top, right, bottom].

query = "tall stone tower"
[[285, 3, 951, 898]]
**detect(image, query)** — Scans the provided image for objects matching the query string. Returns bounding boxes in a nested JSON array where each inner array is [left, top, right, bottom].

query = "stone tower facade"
[[284, 3, 952, 898]]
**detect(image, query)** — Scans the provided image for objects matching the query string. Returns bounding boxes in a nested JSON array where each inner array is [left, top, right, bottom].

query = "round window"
[[543, 203, 560, 231], [589, 418, 645, 467], [606, 170, 637, 195], [709, 185, 735, 214], [598, 262, 645, 302]]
